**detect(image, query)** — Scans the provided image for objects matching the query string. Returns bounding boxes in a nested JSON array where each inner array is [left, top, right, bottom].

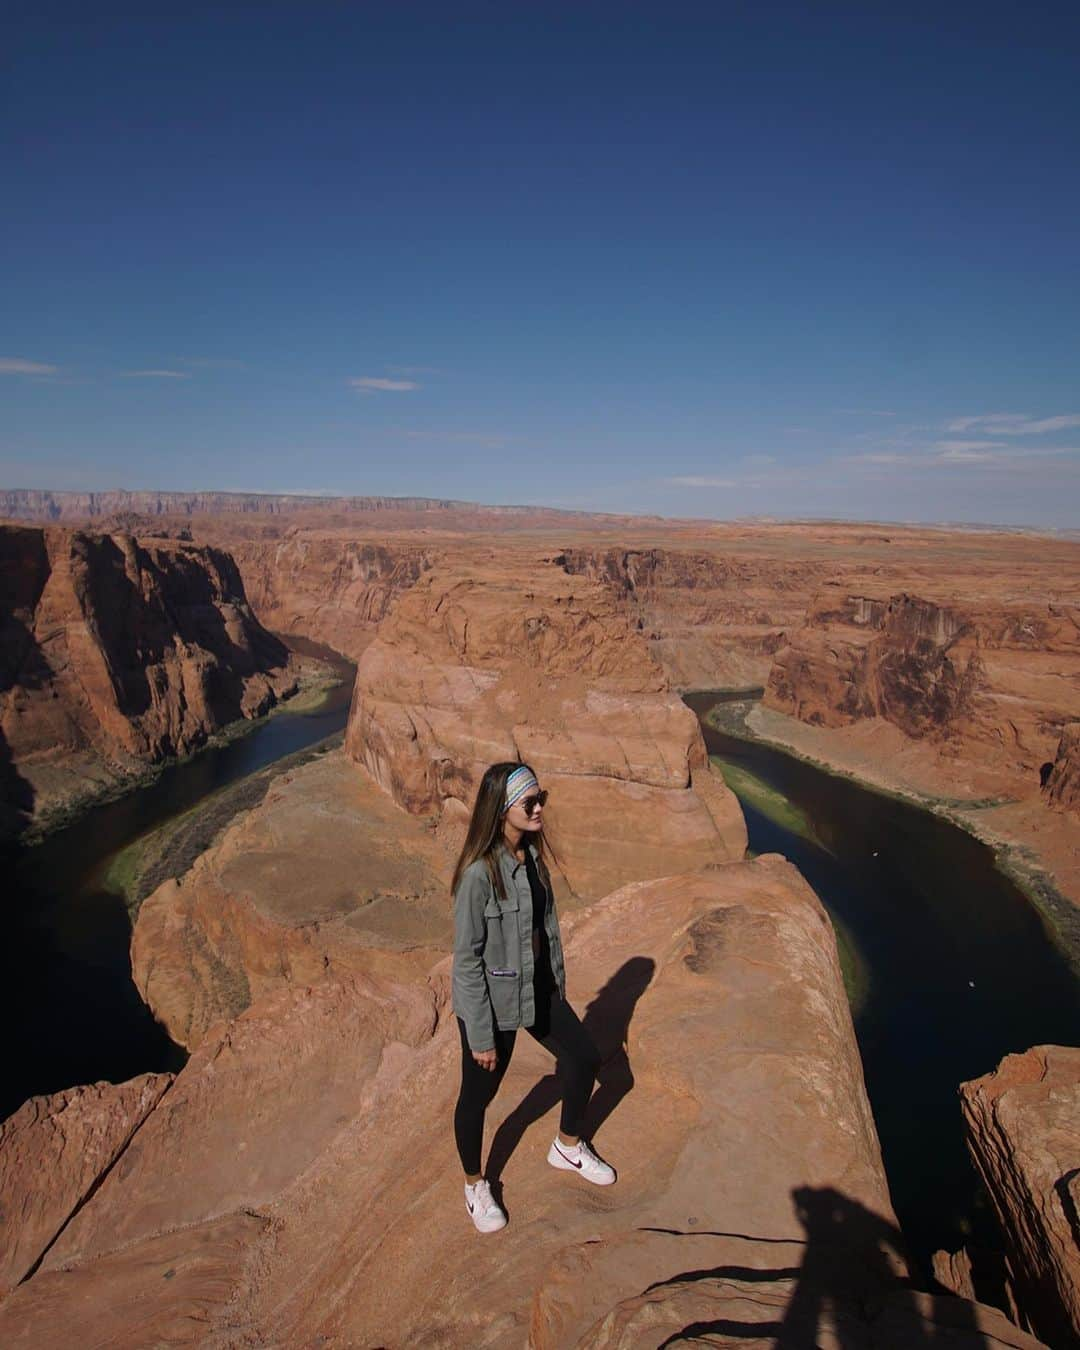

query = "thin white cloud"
[[120, 369, 191, 379], [933, 440, 1007, 452], [402, 429, 509, 449], [836, 408, 897, 417], [936, 447, 998, 463], [665, 475, 738, 488], [946, 413, 1027, 432], [1009, 415, 1080, 435], [0, 357, 58, 376], [946, 413, 1080, 436], [350, 376, 420, 392], [174, 357, 246, 370], [934, 444, 1080, 465], [844, 452, 911, 465]]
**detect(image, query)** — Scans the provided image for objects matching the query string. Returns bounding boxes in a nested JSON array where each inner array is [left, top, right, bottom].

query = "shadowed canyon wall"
[[961, 1046, 1080, 1347], [0, 524, 299, 834], [222, 535, 436, 661], [766, 589, 1080, 798], [1043, 723, 1080, 810]]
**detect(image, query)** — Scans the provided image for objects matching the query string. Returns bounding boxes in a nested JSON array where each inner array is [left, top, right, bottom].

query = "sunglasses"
[[518, 790, 548, 816]]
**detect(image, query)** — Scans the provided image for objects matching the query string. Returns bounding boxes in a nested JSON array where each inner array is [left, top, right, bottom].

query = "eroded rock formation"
[[553, 545, 826, 689], [221, 533, 436, 660], [131, 748, 452, 1049], [0, 524, 300, 834], [960, 1045, 1080, 1347], [766, 589, 1080, 799], [0, 1073, 171, 1295], [344, 551, 747, 898], [1043, 723, 1080, 811], [0, 858, 1042, 1346]]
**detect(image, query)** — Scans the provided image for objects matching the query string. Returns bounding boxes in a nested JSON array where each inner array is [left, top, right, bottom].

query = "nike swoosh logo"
[[467, 1199, 474, 1212], [555, 1143, 582, 1169]]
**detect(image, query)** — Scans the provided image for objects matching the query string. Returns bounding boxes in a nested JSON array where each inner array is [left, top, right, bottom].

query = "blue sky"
[[3, 2, 1079, 527]]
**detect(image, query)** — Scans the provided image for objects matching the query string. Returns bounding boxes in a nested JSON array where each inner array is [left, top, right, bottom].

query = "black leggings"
[[454, 985, 601, 1176]]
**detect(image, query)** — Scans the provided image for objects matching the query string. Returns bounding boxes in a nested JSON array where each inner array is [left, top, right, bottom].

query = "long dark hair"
[[450, 761, 555, 902]]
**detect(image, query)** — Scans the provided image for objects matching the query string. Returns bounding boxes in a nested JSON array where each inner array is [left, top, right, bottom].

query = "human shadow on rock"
[[658, 1188, 992, 1348], [485, 956, 654, 1184]]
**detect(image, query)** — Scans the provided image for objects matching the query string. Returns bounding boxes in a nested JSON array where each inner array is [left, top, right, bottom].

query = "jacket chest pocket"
[[483, 895, 520, 920]]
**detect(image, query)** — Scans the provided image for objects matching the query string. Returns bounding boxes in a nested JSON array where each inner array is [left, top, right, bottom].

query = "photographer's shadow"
[[485, 955, 654, 1183]]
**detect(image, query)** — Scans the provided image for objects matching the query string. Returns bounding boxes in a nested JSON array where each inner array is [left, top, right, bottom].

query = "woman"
[[451, 761, 615, 1233]]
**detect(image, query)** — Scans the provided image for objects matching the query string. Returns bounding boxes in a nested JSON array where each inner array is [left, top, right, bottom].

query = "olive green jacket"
[[452, 843, 567, 1052]]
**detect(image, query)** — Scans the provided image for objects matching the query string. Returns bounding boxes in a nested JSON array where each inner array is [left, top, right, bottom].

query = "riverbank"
[[706, 695, 1080, 972], [17, 647, 345, 847], [3, 641, 355, 1120], [99, 731, 344, 915]]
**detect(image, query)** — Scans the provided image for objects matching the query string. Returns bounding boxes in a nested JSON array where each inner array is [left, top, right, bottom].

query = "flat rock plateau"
[[1, 490, 1076, 1346]]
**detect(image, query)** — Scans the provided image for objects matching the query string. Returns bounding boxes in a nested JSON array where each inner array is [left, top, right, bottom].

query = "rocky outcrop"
[[961, 1045, 1080, 1347], [0, 525, 299, 834], [0, 1073, 172, 1295], [131, 747, 452, 1049], [1043, 723, 1080, 811], [345, 551, 747, 898], [766, 590, 1080, 797], [554, 545, 826, 690], [39, 973, 437, 1273], [0, 859, 1043, 1346], [223, 533, 436, 660]]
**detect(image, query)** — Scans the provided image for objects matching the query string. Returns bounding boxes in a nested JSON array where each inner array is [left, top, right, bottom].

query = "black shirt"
[[523, 847, 554, 989]]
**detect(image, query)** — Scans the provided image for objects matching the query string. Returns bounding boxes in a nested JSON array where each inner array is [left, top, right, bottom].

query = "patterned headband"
[[504, 766, 539, 812]]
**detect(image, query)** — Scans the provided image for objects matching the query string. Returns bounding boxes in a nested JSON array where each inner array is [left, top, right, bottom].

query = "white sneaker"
[[547, 1137, 616, 1186], [464, 1178, 507, 1233]]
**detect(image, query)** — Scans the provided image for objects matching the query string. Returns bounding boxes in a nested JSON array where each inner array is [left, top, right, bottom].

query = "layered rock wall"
[[0, 487, 603, 524], [344, 551, 747, 898], [222, 533, 435, 660], [961, 1045, 1080, 1347], [0, 525, 298, 833], [766, 590, 1080, 796], [1043, 722, 1080, 811], [554, 544, 826, 689]]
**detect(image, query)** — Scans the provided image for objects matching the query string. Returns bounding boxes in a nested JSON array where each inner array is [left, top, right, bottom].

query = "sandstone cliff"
[[344, 550, 747, 898], [554, 545, 827, 689], [0, 859, 1041, 1346], [1043, 722, 1080, 811], [766, 589, 1080, 799], [221, 533, 436, 660], [0, 524, 300, 834], [961, 1045, 1080, 1347]]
